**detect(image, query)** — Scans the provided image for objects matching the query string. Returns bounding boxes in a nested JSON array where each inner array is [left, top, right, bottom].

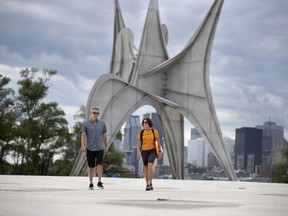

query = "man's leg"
[[86, 149, 96, 189], [96, 150, 104, 188], [88, 167, 94, 184], [97, 164, 103, 182]]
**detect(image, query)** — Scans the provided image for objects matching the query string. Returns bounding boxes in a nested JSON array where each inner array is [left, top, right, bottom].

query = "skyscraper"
[[191, 128, 201, 140], [122, 115, 141, 172], [255, 121, 284, 178], [235, 127, 262, 173], [256, 120, 284, 153], [187, 138, 210, 167]]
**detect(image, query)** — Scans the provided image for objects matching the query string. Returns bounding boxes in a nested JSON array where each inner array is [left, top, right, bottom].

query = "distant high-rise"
[[123, 115, 141, 151], [224, 137, 235, 165], [272, 137, 288, 165], [191, 128, 201, 140], [255, 121, 284, 178], [256, 120, 284, 153], [122, 115, 141, 172], [234, 127, 262, 172], [187, 138, 211, 167]]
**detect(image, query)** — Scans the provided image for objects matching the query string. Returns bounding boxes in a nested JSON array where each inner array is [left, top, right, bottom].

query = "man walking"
[[81, 107, 108, 190]]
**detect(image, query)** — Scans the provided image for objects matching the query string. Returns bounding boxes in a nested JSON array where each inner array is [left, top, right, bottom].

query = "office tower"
[[256, 120, 284, 153], [187, 138, 210, 167], [247, 154, 255, 174], [272, 137, 288, 165], [123, 115, 141, 151], [256, 121, 284, 178], [224, 137, 235, 165], [207, 152, 220, 168], [234, 127, 262, 173], [122, 115, 141, 172], [191, 128, 201, 140], [112, 139, 122, 152], [184, 146, 188, 168]]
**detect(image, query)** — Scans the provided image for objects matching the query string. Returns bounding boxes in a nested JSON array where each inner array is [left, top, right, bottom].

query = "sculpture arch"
[[71, 0, 237, 181]]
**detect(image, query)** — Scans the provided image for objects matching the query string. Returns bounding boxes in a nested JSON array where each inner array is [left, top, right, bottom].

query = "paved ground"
[[0, 175, 287, 216]]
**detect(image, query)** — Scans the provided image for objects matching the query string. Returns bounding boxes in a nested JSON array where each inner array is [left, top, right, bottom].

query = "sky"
[[1, 0, 288, 142]]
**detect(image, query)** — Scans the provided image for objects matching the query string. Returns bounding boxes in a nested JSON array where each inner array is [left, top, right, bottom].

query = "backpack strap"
[[140, 129, 144, 150], [140, 129, 155, 150], [140, 129, 144, 141]]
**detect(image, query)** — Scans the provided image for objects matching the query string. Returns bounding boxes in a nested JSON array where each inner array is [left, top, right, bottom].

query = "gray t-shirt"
[[80, 119, 107, 151]]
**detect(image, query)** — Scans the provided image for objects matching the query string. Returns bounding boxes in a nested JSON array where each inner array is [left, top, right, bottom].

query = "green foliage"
[[116, 130, 122, 140], [68, 104, 86, 163], [103, 144, 134, 178], [274, 148, 288, 183], [0, 69, 132, 177], [0, 68, 71, 175], [0, 75, 16, 174], [65, 105, 86, 171], [73, 105, 86, 121]]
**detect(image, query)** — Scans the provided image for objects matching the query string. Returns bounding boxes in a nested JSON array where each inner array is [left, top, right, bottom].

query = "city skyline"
[[133, 106, 288, 146], [121, 112, 287, 180], [1, 0, 287, 139]]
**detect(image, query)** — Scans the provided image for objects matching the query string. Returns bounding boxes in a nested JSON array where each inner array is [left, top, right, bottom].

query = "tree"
[[103, 130, 134, 178], [32, 102, 71, 175], [49, 105, 85, 176], [0, 75, 16, 174], [69, 104, 86, 158], [12, 68, 70, 175], [274, 148, 288, 183]]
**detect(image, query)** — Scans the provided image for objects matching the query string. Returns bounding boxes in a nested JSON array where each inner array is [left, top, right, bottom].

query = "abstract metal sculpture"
[[71, 0, 237, 181]]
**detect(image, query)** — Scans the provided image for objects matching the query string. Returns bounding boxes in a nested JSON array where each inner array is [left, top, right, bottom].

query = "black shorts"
[[86, 149, 104, 168], [141, 149, 156, 166]]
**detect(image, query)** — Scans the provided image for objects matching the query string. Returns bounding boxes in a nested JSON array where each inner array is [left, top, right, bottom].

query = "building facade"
[[256, 121, 285, 177], [122, 115, 141, 173], [256, 121, 284, 153], [235, 127, 262, 173], [187, 138, 211, 167]]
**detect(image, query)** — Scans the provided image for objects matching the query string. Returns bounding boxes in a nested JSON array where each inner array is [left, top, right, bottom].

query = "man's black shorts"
[[86, 149, 104, 168], [141, 149, 156, 166]]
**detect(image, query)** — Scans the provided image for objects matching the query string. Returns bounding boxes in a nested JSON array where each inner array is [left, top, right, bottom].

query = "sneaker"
[[89, 183, 94, 190], [145, 185, 151, 191], [97, 181, 104, 189], [149, 184, 153, 190]]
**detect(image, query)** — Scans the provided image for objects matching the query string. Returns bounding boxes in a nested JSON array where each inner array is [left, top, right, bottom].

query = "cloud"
[[0, 0, 287, 139]]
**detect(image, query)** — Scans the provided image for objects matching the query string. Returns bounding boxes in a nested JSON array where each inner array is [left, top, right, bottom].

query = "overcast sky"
[[1, 0, 287, 141]]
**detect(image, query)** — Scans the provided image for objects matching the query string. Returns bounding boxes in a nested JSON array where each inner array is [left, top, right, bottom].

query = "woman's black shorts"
[[141, 148, 156, 166]]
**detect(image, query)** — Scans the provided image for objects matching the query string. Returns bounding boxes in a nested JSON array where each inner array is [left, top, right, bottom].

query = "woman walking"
[[137, 117, 163, 191]]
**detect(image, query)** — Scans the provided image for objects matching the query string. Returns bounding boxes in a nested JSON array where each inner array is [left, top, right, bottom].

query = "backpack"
[[140, 129, 155, 143]]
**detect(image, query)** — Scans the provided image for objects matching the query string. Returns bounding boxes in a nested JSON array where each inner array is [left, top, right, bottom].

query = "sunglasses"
[[92, 112, 100, 115], [143, 121, 148, 124]]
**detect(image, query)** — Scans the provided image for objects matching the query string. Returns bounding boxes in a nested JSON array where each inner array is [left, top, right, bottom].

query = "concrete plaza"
[[0, 175, 287, 216]]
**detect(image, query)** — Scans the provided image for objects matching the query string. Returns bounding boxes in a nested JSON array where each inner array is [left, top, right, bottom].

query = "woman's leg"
[[144, 166, 148, 185], [148, 162, 154, 185]]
